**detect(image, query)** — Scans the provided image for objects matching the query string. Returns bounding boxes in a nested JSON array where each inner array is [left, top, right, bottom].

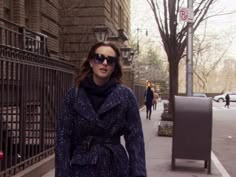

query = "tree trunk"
[[168, 56, 179, 118]]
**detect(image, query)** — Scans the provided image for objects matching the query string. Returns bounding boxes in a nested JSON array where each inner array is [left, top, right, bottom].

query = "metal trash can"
[[172, 96, 212, 174]]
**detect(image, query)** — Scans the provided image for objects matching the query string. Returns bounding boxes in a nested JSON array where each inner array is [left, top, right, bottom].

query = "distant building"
[[223, 59, 236, 70]]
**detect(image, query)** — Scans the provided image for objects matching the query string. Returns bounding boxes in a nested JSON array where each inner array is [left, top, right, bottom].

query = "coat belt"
[[80, 136, 121, 151]]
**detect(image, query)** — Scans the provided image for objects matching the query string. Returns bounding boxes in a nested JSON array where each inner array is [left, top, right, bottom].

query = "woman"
[[144, 86, 153, 120], [55, 41, 146, 177]]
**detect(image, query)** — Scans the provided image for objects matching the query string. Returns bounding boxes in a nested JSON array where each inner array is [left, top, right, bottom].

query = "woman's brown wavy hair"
[[75, 41, 123, 86]]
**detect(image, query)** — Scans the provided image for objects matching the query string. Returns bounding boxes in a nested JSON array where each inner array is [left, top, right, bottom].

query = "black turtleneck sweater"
[[80, 76, 117, 112]]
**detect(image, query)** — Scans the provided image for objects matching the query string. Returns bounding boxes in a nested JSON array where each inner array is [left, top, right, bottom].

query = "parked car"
[[193, 93, 207, 97], [213, 92, 236, 102]]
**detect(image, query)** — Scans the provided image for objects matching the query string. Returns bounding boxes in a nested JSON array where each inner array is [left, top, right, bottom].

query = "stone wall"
[[0, 0, 132, 88], [60, 0, 131, 68], [0, 0, 60, 55]]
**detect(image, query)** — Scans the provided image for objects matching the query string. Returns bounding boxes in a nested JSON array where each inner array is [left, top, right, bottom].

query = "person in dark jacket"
[[225, 93, 230, 108], [55, 41, 146, 177], [144, 86, 154, 120]]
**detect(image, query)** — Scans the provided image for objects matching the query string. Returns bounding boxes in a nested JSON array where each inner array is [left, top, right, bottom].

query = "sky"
[[130, 0, 236, 59]]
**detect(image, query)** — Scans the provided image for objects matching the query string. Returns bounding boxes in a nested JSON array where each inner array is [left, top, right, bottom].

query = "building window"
[[110, 0, 114, 19], [118, 5, 122, 28], [3, 0, 12, 20], [25, 0, 31, 28], [126, 17, 129, 32], [4, 0, 11, 9], [118, 5, 125, 29]]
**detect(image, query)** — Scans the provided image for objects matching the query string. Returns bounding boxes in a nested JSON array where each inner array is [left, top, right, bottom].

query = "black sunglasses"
[[94, 53, 117, 66]]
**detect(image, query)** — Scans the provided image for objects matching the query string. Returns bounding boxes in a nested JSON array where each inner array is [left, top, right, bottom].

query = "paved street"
[[42, 100, 229, 177], [212, 101, 236, 177], [213, 101, 236, 110]]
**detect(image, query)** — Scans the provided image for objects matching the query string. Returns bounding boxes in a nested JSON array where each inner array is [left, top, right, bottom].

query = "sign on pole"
[[179, 8, 194, 23]]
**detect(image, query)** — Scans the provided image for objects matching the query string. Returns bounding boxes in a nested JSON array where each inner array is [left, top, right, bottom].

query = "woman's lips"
[[100, 68, 108, 72]]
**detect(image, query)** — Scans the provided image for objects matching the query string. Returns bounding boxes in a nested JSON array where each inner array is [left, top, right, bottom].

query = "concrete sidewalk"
[[42, 102, 225, 177], [140, 104, 223, 177]]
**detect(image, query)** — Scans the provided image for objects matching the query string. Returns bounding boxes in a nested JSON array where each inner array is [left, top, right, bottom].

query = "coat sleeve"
[[124, 90, 147, 177], [55, 88, 75, 177]]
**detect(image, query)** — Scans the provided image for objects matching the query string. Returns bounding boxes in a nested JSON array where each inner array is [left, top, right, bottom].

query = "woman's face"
[[89, 46, 117, 85]]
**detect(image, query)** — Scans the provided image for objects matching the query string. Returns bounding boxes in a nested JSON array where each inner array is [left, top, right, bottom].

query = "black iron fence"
[[0, 19, 74, 177], [133, 82, 146, 108], [0, 18, 49, 56]]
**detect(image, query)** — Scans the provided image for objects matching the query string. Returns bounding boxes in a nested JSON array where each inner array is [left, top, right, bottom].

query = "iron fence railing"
[[133, 82, 146, 108], [0, 45, 74, 177], [0, 18, 74, 177], [0, 18, 49, 56]]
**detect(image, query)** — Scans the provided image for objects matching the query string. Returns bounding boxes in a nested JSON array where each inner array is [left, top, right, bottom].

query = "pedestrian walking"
[[144, 86, 154, 120], [55, 41, 146, 177], [225, 93, 230, 108], [152, 91, 159, 110]]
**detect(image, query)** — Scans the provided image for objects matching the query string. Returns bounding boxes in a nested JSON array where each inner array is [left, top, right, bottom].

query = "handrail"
[[0, 18, 49, 56], [0, 17, 46, 37], [0, 17, 20, 27]]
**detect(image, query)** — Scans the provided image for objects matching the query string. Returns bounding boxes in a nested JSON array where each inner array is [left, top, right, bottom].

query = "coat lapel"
[[97, 86, 122, 115], [73, 88, 98, 121], [96, 86, 122, 129], [73, 86, 122, 129]]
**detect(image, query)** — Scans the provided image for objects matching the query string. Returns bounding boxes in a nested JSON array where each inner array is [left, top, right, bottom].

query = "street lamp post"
[[94, 25, 129, 43], [120, 47, 134, 64], [120, 47, 135, 90], [94, 25, 109, 42], [186, 0, 193, 96], [94, 25, 135, 65]]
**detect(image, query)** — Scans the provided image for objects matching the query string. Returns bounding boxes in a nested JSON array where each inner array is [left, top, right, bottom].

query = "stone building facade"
[[0, 0, 131, 62], [0, 0, 132, 87], [59, 0, 131, 67], [0, 0, 60, 56]]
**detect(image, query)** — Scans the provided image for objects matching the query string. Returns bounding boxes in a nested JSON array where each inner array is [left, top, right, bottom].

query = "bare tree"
[[146, 0, 218, 116], [133, 45, 168, 83], [145, 47, 168, 82], [220, 59, 236, 92], [193, 33, 232, 92]]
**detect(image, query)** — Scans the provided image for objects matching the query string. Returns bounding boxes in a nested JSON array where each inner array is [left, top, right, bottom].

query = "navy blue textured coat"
[[55, 85, 146, 177], [144, 88, 153, 107]]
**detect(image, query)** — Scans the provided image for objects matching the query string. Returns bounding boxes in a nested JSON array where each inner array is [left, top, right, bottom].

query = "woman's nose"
[[102, 58, 108, 65]]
